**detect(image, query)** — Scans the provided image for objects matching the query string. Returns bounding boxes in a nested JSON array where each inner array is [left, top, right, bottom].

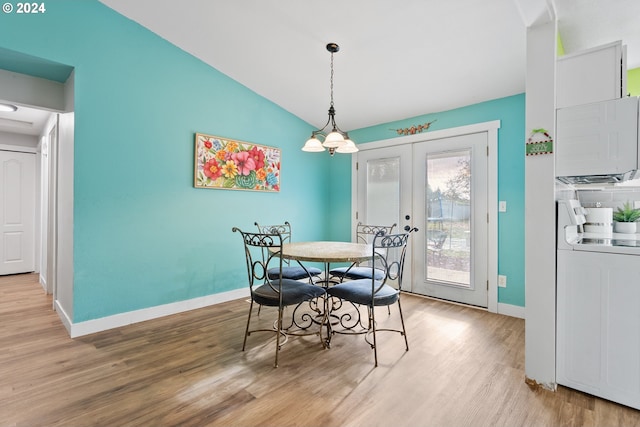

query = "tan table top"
[[278, 241, 371, 263]]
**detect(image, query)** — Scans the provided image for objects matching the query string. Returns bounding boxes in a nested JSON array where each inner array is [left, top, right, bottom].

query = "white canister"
[[584, 208, 613, 236]]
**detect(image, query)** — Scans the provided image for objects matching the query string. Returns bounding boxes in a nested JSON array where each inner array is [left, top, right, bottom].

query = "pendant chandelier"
[[302, 43, 358, 156]]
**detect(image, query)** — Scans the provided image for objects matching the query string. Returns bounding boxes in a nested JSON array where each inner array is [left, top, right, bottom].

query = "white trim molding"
[[356, 120, 501, 151], [0, 143, 37, 153], [497, 302, 525, 319], [57, 288, 250, 338]]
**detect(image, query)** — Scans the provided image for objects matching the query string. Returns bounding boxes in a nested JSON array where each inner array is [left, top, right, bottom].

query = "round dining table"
[[280, 241, 371, 264], [276, 241, 372, 347], [278, 241, 371, 283]]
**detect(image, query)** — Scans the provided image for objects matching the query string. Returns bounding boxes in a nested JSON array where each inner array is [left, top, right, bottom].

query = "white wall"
[[0, 69, 66, 111], [53, 69, 74, 327], [55, 111, 74, 321], [524, 19, 558, 389], [0, 131, 38, 149]]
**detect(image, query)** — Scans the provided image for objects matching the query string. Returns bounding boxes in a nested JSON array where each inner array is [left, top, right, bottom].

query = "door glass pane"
[[367, 157, 400, 227], [425, 149, 471, 287]]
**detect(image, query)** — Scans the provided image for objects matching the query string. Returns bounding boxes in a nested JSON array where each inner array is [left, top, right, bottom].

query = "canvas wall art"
[[194, 133, 281, 192]]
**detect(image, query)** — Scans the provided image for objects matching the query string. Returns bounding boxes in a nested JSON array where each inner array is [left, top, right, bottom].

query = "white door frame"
[[351, 120, 499, 313], [47, 116, 59, 305]]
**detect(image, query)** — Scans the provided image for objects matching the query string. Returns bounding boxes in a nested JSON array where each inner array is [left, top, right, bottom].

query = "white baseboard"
[[55, 300, 73, 335], [56, 290, 524, 337], [59, 288, 250, 338], [497, 302, 525, 319]]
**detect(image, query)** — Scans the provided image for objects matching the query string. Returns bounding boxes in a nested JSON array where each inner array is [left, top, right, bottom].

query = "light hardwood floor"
[[2, 273, 640, 426]]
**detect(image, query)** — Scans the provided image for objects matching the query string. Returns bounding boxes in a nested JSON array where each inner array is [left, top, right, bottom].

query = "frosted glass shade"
[[335, 139, 359, 153], [322, 131, 346, 148], [302, 137, 326, 152]]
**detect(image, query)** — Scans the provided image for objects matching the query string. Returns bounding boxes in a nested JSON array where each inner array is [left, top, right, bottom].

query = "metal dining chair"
[[255, 221, 322, 282], [233, 227, 326, 367], [327, 229, 414, 366], [329, 222, 397, 283]]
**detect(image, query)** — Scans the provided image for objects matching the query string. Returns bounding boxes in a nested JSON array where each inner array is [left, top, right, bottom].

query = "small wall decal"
[[390, 120, 437, 136]]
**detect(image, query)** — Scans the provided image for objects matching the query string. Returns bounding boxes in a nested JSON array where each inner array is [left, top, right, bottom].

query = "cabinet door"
[[557, 41, 625, 109], [557, 250, 640, 410], [556, 96, 638, 177], [556, 250, 602, 391]]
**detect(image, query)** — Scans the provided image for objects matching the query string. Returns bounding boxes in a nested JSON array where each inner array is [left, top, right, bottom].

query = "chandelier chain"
[[330, 51, 334, 108]]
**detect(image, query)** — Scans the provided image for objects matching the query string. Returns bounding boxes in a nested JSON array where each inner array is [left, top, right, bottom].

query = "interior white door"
[[0, 150, 36, 275], [412, 133, 488, 307]]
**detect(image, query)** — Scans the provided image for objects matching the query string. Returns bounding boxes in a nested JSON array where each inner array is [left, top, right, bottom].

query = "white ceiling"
[[96, 0, 640, 132], [4, 0, 640, 138], [99, 0, 528, 131]]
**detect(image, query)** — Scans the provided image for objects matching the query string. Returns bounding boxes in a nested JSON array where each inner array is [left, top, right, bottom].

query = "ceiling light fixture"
[[302, 43, 358, 156], [0, 103, 18, 113]]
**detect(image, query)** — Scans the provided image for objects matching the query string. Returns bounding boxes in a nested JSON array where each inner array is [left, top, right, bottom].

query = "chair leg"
[[243, 299, 254, 351], [370, 305, 378, 367], [274, 306, 284, 368], [397, 299, 409, 351]]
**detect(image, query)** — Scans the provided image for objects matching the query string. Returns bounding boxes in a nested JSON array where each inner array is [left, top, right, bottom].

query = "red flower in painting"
[[247, 146, 265, 170], [203, 158, 222, 180], [204, 140, 213, 149], [231, 151, 256, 176]]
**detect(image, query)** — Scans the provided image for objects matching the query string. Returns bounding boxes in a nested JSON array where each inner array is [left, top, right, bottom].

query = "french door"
[[355, 145, 413, 287], [355, 128, 494, 308], [412, 133, 488, 307]]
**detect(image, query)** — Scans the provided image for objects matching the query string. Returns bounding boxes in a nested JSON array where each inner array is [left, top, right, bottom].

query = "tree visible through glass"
[[425, 149, 471, 287]]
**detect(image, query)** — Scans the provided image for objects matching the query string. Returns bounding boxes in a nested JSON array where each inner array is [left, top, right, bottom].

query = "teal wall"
[[330, 94, 527, 307], [0, 1, 331, 321], [0, 1, 526, 321]]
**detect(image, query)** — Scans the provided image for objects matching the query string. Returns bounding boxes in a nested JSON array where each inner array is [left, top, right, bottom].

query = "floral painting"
[[194, 133, 281, 192]]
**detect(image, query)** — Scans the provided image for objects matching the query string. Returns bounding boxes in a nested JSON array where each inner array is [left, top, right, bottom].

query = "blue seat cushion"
[[268, 266, 322, 281], [327, 279, 399, 307], [253, 279, 326, 307], [329, 266, 385, 281]]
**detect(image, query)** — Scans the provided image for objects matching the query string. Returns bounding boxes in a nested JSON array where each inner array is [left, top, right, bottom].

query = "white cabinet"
[[557, 250, 640, 409], [556, 96, 638, 178], [557, 40, 626, 109]]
